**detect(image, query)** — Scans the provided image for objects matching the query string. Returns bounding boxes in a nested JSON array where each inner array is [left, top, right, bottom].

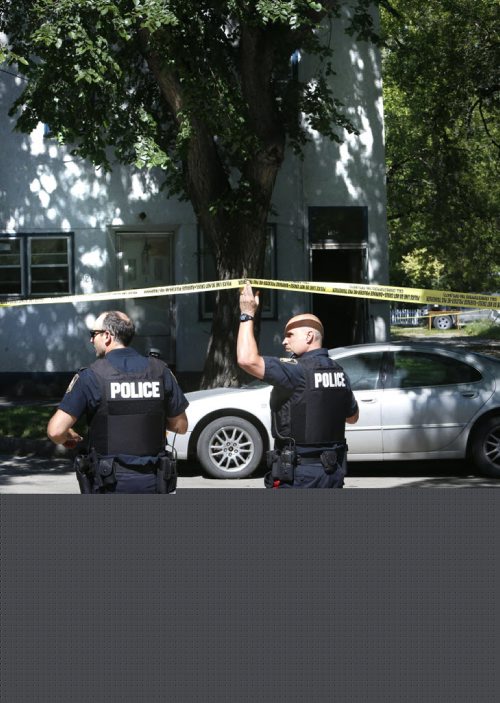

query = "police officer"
[[47, 310, 189, 493], [237, 283, 359, 488]]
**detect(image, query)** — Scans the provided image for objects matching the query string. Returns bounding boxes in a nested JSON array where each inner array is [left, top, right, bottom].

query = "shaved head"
[[285, 314, 324, 339]]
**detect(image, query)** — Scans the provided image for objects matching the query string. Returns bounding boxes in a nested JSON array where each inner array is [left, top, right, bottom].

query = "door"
[[311, 248, 367, 348], [381, 349, 493, 454], [115, 231, 174, 363]]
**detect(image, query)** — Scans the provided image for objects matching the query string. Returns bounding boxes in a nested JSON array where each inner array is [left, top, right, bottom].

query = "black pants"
[[265, 457, 347, 489]]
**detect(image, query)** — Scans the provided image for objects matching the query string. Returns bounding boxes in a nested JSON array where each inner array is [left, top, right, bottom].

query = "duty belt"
[[297, 442, 348, 465]]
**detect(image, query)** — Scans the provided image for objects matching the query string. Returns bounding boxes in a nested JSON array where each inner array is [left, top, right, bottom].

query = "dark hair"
[[101, 311, 135, 346]]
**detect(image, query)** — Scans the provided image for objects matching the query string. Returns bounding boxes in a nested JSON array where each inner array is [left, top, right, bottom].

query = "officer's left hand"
[[239, 281, 259, 316]]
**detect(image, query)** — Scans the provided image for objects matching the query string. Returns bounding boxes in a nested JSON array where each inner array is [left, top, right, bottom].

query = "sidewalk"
[[0, 454, 78, 493]]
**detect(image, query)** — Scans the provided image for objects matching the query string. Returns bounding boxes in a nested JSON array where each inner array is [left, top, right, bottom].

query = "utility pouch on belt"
[[320, 443, 347, 475], [156, 449, 178, 494], [83, 449, 117, 491], [74, 454, 92, 494], [94, 457, 117, 489], [266, 445, 297, 484]]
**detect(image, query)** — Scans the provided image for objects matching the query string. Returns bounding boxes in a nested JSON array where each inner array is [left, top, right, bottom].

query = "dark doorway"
[[311, 249, 367, 348]]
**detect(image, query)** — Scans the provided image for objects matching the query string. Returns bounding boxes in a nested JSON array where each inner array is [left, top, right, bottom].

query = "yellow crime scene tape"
[[0, 278, 498, 309]]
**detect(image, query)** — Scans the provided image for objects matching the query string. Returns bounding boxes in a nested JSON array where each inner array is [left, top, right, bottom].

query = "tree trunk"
[[199, 218, 269, 389]]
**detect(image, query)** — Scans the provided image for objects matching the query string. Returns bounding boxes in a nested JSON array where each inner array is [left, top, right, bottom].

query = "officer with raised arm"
[[47, 310, 188, 493], [237, 282, 359, 488]]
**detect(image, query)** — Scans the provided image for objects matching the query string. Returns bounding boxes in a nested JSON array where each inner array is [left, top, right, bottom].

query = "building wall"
[[0, 9, 389, 388]]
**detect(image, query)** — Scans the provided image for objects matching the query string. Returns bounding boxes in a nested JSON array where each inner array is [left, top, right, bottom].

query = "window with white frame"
[[198, 225, 277, 320], [0, 233, 74, 298]]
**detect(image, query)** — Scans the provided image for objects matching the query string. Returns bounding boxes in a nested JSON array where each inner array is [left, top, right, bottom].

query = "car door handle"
[[461, 391, 478, 398], [360, 398, 377, 403]]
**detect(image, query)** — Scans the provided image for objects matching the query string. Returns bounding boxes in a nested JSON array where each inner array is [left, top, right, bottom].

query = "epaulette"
[[279, 357, 298, 364], [64, 367, 88, 393], [65, 373, 80, 393]]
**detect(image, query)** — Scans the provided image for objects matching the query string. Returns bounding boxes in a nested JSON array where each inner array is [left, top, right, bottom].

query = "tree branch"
[[478, 101, 500, 151], [137, 27, 231, 227], [378, 0, 404, 21]]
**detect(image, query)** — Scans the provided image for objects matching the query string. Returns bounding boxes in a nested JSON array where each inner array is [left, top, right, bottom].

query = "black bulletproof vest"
[[271, 353, 352, 445], [88, 356, 167, 456]]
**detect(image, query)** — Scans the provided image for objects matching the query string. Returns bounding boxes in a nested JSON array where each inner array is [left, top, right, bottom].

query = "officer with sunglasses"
[[47, 310, 188, 493]]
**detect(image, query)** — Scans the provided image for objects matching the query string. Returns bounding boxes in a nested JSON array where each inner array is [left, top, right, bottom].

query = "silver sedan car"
[[172, 343, 500, 479]]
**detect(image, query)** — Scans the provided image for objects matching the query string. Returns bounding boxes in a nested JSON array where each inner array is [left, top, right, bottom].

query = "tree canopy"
[[1, 0, 379, 386], [380, 0, 499, 293]]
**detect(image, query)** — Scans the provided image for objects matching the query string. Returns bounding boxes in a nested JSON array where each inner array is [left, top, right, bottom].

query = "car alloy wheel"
[[196, 416, 264, 479]]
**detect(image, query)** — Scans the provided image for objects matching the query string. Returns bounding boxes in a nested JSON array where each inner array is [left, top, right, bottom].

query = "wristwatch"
[[239, 313, 254, 322]]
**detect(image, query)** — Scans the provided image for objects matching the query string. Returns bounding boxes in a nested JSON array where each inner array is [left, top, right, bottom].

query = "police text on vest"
[[110, 381, 161, 398], [314, 371, 345, 388]]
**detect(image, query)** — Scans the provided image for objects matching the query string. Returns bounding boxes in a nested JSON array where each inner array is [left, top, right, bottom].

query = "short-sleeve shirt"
[[59, 347, 189, 464]]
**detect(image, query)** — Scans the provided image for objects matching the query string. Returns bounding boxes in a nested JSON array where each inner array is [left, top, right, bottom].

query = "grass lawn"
[[0, 404, 55, 439], [0, 404, 86, 440]]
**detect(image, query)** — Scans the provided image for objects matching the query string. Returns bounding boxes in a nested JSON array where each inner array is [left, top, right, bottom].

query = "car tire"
[[196, 416, 264, 479], [470, 416, 500, 478], [433, 315, 453, 330]]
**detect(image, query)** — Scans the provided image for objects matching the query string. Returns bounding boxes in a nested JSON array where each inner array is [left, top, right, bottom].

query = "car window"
[[335, 352, 384, 391], [388, 352, 483, 389]]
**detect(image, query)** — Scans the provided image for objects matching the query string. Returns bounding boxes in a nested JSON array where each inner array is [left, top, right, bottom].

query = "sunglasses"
[[90, 330, 107, 341]]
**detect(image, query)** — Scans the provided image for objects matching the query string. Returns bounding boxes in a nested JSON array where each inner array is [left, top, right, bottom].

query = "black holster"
[[320, 443, 348, 475], [74, 451, 116, 493], [74, 454, 93, 494], [266, 445, 297, 484], [156, 449, 178, 494]]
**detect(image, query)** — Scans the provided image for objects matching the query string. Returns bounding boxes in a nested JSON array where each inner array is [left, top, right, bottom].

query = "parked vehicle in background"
[[172, 343, 500, 480], [420, 305, 458, 330], [420, 293, 500, 329]]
